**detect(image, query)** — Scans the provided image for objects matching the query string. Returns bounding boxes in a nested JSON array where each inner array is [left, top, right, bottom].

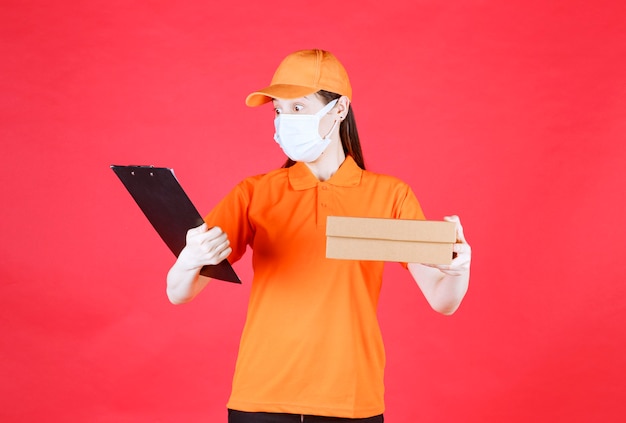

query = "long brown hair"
[[281, 90, 366, 170]]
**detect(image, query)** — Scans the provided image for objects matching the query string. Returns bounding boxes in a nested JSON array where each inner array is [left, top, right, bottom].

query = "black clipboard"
[[111, 165, 241, 283]]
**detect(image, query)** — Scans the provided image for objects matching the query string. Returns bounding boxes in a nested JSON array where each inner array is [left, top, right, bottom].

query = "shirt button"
[[321, 185, 328, 190]]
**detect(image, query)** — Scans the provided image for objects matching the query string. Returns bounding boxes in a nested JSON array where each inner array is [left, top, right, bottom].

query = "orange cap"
[[245, 49, 352, 107]]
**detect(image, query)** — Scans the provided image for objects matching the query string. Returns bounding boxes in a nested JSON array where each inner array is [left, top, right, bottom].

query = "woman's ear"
[[337, 95, 350, 118]]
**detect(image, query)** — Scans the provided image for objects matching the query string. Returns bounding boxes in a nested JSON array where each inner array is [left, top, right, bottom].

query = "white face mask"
[[273, 99, 339, 162]]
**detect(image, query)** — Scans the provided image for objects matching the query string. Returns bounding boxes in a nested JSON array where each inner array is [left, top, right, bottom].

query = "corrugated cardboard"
[[326, 216, 457, 265]]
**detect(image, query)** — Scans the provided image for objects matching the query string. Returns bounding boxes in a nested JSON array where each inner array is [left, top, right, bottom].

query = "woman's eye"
[[293, 104, 304, 112], [274, 108, 282, 115]]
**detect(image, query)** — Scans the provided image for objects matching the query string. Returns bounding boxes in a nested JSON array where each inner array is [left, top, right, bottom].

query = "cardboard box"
[[326, 216, 457, 265]]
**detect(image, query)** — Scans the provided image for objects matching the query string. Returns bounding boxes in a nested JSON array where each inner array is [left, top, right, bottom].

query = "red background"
[[1, 1, 625, 422]]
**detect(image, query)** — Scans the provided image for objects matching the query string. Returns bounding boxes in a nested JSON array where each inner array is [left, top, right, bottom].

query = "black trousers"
[[228, 409, 384, 423]]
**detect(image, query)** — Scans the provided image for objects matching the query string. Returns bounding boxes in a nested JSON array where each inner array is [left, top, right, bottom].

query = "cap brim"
[[245, 84, 319, 107]]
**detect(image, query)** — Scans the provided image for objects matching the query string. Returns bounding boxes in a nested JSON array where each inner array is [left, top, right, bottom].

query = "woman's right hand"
[[176, 223, 232, 271]]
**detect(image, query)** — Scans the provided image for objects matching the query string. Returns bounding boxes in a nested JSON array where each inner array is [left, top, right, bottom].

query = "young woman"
[[166, 49, 471, 423]]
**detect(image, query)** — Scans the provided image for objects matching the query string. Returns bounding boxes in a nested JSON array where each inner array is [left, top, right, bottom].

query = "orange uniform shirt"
[[204, 156, 425, 418]]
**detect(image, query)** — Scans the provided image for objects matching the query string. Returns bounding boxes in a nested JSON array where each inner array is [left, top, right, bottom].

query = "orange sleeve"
[[395, 182, 426, 221], [203, 177, 259, 265]]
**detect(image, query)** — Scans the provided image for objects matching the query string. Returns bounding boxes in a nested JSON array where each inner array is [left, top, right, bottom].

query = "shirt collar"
[[288, 156, 363, 190]]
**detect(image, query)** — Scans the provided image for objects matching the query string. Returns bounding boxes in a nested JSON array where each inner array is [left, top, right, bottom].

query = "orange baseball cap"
[[245, 49, 353, 107]]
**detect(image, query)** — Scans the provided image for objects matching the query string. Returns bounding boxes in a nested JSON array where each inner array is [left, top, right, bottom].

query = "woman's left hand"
[[432, 215, 471, 276]]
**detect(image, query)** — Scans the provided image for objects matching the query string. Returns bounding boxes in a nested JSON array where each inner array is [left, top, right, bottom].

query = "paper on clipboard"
[[111, 165, 241, 283]]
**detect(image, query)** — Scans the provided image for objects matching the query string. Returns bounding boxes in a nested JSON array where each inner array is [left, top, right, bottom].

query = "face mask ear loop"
[[322, 117, 340, 140], [319, 99, 340, 140], [317, 99, 339, 117]]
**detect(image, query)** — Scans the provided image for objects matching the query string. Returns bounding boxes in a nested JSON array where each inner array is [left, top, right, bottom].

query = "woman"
[[167, 49, 471, 423]]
